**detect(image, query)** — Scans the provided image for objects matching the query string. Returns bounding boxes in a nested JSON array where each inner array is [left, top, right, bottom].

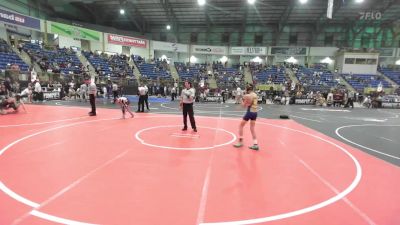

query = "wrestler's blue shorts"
[[243, 110, 257, 121]]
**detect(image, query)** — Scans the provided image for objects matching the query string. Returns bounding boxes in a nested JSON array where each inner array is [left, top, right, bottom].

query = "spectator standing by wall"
[[102, 86, 107, 100]]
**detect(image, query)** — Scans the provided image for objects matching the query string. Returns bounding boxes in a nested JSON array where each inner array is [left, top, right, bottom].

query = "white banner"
[[152, 41, 188, 53], [230, 47, 267, 55], [43, 91, 60, 100], [107, 34, 147, 48], [192, 45, 227, 55]]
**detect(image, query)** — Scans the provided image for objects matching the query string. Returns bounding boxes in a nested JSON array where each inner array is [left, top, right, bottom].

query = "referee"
[[86, 77, 97, 116], [137, 84, 146, 112], [180, 81, 197, 132]]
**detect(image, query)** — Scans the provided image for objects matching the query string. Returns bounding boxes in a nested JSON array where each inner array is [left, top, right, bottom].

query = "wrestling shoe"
[[233, 143, 243, 148], [249, 145, 259, 151]]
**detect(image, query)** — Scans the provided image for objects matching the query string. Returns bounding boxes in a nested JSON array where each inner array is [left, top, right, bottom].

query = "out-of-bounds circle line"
[[0, 116, 89, 128], [0, 117, 120, 224], [335, 124, 400, 160], [0, 115, 361, 225], [200, 119, 362, 225]]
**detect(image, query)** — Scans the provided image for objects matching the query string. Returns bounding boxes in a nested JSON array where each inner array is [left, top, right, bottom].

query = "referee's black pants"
[[113, 91, 118, 103], [144, 94, 149, 110], [137, 95, 145, 112], [346, 98, 354, 108], [89, 94, 96, 115], [182, 103, 196, 129]]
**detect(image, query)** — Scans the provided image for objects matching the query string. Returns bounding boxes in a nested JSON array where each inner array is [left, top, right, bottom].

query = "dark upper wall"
[[1, 0, 399, 48]]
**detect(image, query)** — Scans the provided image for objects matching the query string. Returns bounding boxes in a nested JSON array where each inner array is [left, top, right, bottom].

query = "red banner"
[[107, 34, 147, 48]]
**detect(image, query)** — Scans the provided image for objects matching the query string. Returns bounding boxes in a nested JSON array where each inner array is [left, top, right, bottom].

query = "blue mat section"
[[125, 95, 170, 103]]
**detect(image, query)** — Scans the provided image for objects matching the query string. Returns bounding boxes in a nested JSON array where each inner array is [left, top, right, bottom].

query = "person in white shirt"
[[327, 91, 334, 106], [86, 77, 97, 116], [116, 96, 134, 119], [68, 86, 76, 100], [171, 86, 177, 101], [102, 86, 107, 99], [235, 87, 242, 104], [33, 80, 42, 102], [137, 84, 146, 112], [363, 96, 371, 108], [112, 82, 118, 103], [80, 83, 88, 102], [180, 81, 197, 132], [20, 86, 32, 103]]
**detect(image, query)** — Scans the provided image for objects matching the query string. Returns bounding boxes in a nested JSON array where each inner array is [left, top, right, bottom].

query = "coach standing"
[[86, 77, 97, 116], [180, 81, 197, 132]]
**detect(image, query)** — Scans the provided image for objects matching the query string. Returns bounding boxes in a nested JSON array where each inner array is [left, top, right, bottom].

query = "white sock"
[[253, 139, 258, 145]]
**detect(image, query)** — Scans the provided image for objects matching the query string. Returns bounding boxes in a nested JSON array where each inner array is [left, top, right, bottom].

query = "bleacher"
[[23, 43, 82, 75], [108, 55, 134, 77], [82, 51, 112, 76], [214, 64, 244, 89], [379, 68, 400, 85], [174, 62, 202, 80], [342, 74, 392, 92], [215, 67, 239, 83], [296, 68, 338, 92], [0, 40, 29, 72], [83, 51, 134, 77], [251, 65, 286, 84], [133, 56, 171, 80]]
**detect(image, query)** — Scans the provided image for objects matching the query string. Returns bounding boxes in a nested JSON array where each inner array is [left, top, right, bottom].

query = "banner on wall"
[[152, 41, 188, 53], [107, 34, 147, 48], [192, 45, 227, 55], [230, 47, 267, 55], [378, 48, 395, 57], [270, 47, 307, 55], [50, 22, 100, 41], [0, 8, 40, 30]]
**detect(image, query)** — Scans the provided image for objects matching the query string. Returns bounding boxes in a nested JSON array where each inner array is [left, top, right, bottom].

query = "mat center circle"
[[135, 125, 237, 150]]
